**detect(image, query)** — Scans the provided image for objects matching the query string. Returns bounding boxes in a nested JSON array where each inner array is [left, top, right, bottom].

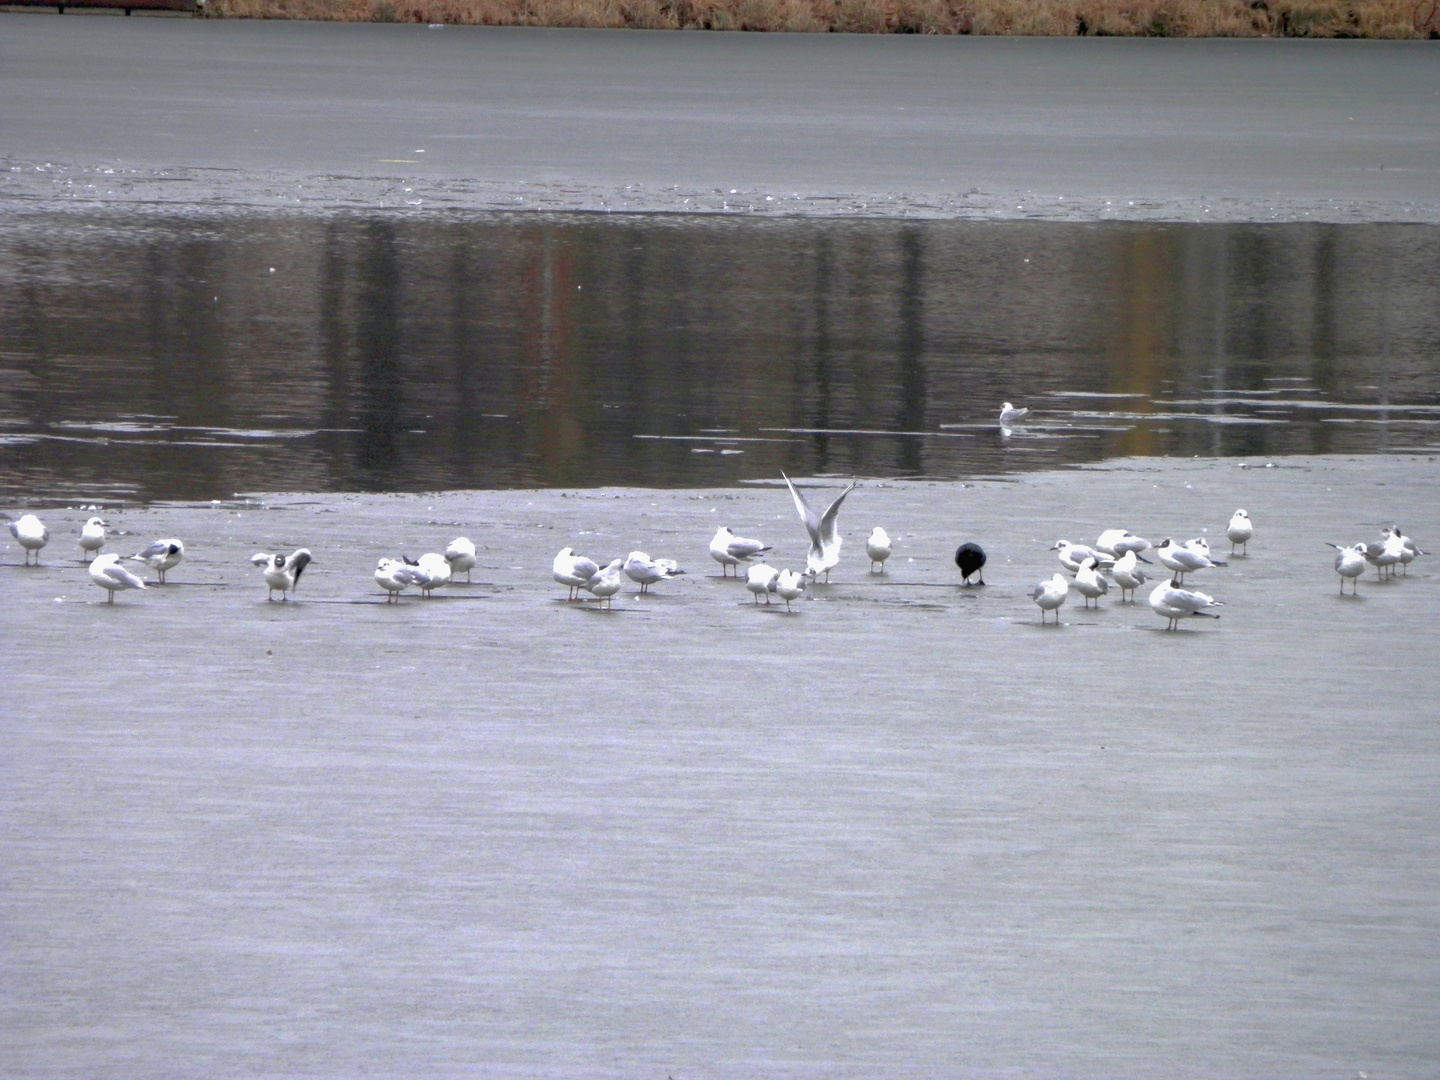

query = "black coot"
[[955, 542, 986, 586]]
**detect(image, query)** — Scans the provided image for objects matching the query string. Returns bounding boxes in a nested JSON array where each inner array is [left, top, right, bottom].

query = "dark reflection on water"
[[1, 211, 1438, 503]]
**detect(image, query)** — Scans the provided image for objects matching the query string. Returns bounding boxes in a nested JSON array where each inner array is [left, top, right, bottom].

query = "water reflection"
[[0, 211, 1437, 503]]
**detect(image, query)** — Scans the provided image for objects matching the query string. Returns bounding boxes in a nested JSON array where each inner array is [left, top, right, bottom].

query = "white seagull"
[[375, 558, 417, 603], [1110, 550, 1148, 602], [1391, 526, 1426, 575], [1327, 542, 1366, 594], [1030, 572, 1068, 624], [89, 552, 146, 603], [409, 552, 452, 597], [1154, 538, 1222, 583], [1051, 539, 1113, 574], [129, 538, 184, 583], [1364, 529, 1405, 580], [583, 558, 624, 609], [9, 513, 49, 565], [782, 472, 855, 582], [709, 527, 771, 577], [553, 547, 601, 601], [745, 562, 780, 605], [999, 402, 1029, 428], [1227, 510, 1254, 555], [866, 527, 892, 573], [1149, 580, 1223, 630], [774, 568, 806, 611], [445, 536, 477, 582], [1072, 556, 1109, 608], [1095, 528, 1151, 560], [78, 517, 108, 561], [624, 550, 684, 594], [250, 548, 312, 601]]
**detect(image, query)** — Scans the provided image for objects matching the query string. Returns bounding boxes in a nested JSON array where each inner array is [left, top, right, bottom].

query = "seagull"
[[1185, 537, 1228, 565], [866, 527, 892, 573], [444, 536, 477, 582], [89, 553, 146, 603], [624, 550, 684, 594], [745, 562, 780, 605], [1051, 539, 1112, 574], [1154, 538, 1220, 583], [553, 547, 601, 601], [129, 539, 184, 583], [1391, 526, 1426, 575], [774, 568, 806, 611], [709, 527, 771, 577], [9, 513, 49, 565], [582, 558, 623, 609], [375, 558, 416, 602], [1227, 510, 1254, 555], [249, 548, 312, 601], [1095, 529, 1151, 560], [1030, 572, 1068, 624], [999, 402, 1029, 427], [1327, 542, 1366, 594], [1149, 579, 1223, 630], [409, 552, 452, 597], [1110, 550, 1148, 602], [954, 542, 986, 586], [1364, 529, 1405, 580], [78, 517, 108, 561], [1072, 556, 1109, 608], [782, 472, 855, 582]]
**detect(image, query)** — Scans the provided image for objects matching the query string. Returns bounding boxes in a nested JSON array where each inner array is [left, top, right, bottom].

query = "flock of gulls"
[[5, 406, 1429, 627]]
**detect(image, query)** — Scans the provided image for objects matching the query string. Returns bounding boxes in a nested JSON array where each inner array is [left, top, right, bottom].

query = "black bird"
[[955, 542, 987, 586]]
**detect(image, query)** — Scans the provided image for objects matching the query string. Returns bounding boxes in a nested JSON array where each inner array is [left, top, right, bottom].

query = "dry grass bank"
[[205, 0, 1439, 36]]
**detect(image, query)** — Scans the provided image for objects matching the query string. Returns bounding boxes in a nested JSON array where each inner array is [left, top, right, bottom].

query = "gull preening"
[[9, 513, 49, 565], [1095, 529, 1151, 560], [583, 558, 623, 609], [774, 568, 806, 611], [709, 527, 771, 577], [1030, 572, 1068, 624], [866, 527, 892, 573], [624, 550, 684, 594], [1072, 556, 1109, 608], [78, 517, 108, 561], [1227, 510, 1254, 555], [1149, 580, 1223, 630], [553, 547, 600, 601], [1110, 550, 1148, 602], [409, 552, 452, 597], [444, 536, 477, 582], [1364, 529, 1405, 579], [1392, 526, 1426, 575], [955, 542, 986, 586], [1327, 542, 1366, 594], [375, 558, 417, 602], [782, 472, 855, 582], [129, 539, 184, 583], [1051, 539, 1113, 574], [999, 402, 1029, 428], [745, 562, 779, 605], [250, 548, 312, 601], [89, 553, 146, 603], [1154, 538, 1223, 583]]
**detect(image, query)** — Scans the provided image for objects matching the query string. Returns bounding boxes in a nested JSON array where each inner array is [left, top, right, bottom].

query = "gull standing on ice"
[[89, 553, 146, 603], [375, 558, 416, 602], [410, 552, 452, 597], [9, 513, 49, 565], [1227, 510, 1254, 555], [250, 548, 312, 601], [553, 547, 600, 601], [1095, 529, 1151, 560], [1072, 557, 1109, 608], [1364, 529, 1405, 580], [745, 562, 780, 605], [782, 472, 855, 582], [583, 559, 623, 609], [1391, 526, 1426, 575], [774, 568, 806, 611], [709, 527, 770, 577], [866, 527, 892, 573], [78, 517, 108, 561], [1030, 572, 1068, 624], [999, 402, 1029, 429], [129, 538, 184, 583], [1327, 542, 1366, 594], [1110, 550, 1148, 602], [624, 551, 684, 594], [445, 537, 477, 582], [955, 542, 986, 586], [1155, 538, 1220, 583], [1149, 580, 1223, 630], [1051, 539, 1112, 574]]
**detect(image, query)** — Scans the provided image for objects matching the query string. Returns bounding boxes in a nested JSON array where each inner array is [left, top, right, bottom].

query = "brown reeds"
[[205, 0, 1439, 35]]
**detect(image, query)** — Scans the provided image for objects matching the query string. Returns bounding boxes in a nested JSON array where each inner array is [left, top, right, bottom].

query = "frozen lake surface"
[[3, 454, 1438, 1077]]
